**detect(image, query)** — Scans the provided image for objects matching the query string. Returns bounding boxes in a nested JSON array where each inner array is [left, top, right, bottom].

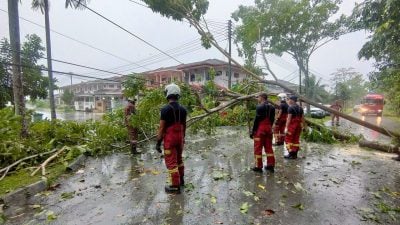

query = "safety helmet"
[[277, 93, 287, 101], [164, 83, 181, 99]]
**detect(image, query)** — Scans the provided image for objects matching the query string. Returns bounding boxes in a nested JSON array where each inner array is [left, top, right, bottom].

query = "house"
[[58, 76, 124, 112], [143, 59, 248, 89]]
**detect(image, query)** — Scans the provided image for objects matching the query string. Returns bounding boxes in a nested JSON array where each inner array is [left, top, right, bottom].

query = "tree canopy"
[[352, 0, 400, 114], [232, 0, 348, 104], [0, 34, 50, 108]]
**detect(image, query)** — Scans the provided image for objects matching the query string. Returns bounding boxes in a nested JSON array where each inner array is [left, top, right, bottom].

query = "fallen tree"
[[139, 1, 400, 141]]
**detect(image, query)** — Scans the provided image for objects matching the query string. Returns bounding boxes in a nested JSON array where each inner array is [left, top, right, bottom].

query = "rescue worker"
[[125, 99, 139, 155], [330, 100, 342, 126], [250, 93, 275, 172], [156, 83, 187, 194], [284, 96, 304, 159], [273, 93, 289, 146]]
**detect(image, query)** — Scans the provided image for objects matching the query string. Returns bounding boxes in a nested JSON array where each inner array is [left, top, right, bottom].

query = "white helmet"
[[277, 93, 287, 101], [165, 83, 181, 99]]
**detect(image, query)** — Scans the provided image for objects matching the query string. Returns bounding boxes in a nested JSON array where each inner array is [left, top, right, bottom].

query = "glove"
[[284, 127, 288, 134], [156, 140, 162, 153], [249, 133, 254, 139]]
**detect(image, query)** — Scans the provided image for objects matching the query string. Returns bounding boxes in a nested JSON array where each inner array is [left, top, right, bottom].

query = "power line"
[[74, 0, 183, 64], [0, 8, 149, 71], [98, 34, 228, 75]]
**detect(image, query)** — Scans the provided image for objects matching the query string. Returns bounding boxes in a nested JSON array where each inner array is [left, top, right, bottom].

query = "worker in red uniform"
[[273, 93, 289, 146], [156, 83, 187, 194], [250, 93, 275, 172], [125, 99, 139, 155], [330, 100, 342, 126], [284, 96, 304, 159]]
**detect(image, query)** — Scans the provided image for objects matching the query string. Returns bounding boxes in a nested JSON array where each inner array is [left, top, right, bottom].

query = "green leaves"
[[240, 202, 250, 214]]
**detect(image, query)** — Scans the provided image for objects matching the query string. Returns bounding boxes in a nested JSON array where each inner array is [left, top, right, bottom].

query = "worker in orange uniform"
[[125, 99, 139, 155], [330, 100, 342, 126], [250, 93, 275, 172], [156, 83, 187, 194], [273, 93, 289, 146], [284, 96, 304, 159]]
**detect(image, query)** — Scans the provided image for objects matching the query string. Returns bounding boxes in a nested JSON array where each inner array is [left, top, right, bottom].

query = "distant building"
[[58, 76, 124, 112], [58, 59, 298, 112], [143, 59, 248, 89]]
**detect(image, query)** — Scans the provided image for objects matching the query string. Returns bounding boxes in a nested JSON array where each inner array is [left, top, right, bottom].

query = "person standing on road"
[[125, 99, 139, 155], [273, 93, 289, 146], [156, 83, 187, 194], [250, 93, 275, 173], [284, 96, 304, 159], [330, 100, 342, 126]]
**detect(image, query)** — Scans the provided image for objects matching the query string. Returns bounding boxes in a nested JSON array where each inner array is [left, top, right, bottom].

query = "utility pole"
[[299, 69, 302, 107], [44, 0, 56, 120], [228, 20, 232, 89]]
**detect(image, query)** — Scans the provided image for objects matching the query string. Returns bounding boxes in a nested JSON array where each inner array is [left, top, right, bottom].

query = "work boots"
[[264, 165, 275, 173], [130, 144, 140, 155], [251, 167, 263, 173], [284, 151, 298, 159], [165, 185, 181, 194]]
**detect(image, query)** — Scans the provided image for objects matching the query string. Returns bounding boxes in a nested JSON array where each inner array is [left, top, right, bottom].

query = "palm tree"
[[31, 0, 88, 120], [303, 74, 329, 103]]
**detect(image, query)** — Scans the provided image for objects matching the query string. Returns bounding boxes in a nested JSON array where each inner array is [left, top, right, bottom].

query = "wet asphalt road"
[[326, 112, 400, 144], [4, 127, 400, 225]]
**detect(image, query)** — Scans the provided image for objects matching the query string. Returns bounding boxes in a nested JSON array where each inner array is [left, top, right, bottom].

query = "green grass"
[[306, 116, 331, 124], [0, 164, 66, 196]]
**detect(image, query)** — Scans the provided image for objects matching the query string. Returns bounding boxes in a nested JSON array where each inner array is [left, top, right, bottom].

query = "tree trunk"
[[8, 0, 28, 137], [359, 139, 399, 153], [44, 0, 56, 120]]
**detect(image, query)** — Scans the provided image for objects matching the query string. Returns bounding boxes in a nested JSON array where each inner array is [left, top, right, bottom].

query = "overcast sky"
[[0, 0, 373, 89]]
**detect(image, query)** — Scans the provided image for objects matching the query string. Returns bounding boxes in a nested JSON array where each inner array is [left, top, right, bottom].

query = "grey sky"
[[0, 0, 373, 89]]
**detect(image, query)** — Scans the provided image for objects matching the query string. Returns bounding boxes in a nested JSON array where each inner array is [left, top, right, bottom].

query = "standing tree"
[[351, 0, 400, 114], [303, 74, 330, 103], [232, 0, 348, 113], [330, 68, 368, 108], [31, 0, 88, 120], [0, 35, 50, 108], [61, 89, 74, 106]]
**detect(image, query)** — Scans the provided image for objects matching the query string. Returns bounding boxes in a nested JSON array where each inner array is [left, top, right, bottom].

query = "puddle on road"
[[4, 127, 400, 225]]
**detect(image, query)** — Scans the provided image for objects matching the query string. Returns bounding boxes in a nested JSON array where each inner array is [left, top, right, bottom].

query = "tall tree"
[[303, 74, 330, 103], [0, 35, 50, 108], [31, 0, 88, 120], [232, 0, 348, 113], [330, 68, 368, 107], [351, 0, 400, 114], [8, 0, 28, 137]]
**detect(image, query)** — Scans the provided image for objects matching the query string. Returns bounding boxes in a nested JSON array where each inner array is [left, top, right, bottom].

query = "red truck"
[[359, 93, 384, 116]]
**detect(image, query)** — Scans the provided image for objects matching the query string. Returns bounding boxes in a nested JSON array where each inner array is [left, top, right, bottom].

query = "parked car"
[[310, 107, 325, 119], [323, 104, 331, 116]]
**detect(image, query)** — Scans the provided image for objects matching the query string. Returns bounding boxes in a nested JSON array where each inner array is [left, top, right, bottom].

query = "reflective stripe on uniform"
[[254, 138, 261, 141], [255, 155, 262, 159], [168, 167, 179, 174], [292, 144, 300, 147], [164, 149, 171, 155], [178, 163, 184, 167], [266, 153, 274, 157]]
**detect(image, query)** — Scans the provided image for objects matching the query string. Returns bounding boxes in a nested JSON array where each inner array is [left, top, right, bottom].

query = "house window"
[[109, 84, 114, 88], [234, 73, 240, 78], [216, 71, 222, 76], [190, 74, 195, 82]]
